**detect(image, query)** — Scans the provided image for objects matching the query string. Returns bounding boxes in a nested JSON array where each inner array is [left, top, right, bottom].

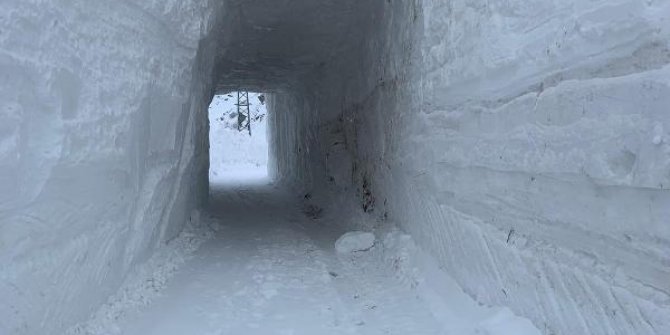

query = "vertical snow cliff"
[[303, 0, 670, 334], [0, 1, 221, 333]]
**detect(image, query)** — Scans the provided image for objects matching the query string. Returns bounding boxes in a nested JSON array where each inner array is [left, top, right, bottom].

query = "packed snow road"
[[114, 184, 443, 335], [71, 182, 540, 335]]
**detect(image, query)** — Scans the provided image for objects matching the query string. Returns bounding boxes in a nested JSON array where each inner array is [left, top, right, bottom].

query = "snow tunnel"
[[1, 0, 670, 334]]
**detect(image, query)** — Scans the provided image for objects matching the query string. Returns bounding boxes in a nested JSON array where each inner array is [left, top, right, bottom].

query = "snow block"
[[335, 231, 376, 253]]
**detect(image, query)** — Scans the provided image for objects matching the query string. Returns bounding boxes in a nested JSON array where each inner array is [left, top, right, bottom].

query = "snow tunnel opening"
[[208, 91, 269, 186]]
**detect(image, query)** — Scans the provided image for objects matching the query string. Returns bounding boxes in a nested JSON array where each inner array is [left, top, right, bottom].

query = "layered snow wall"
[[277, 1, 670, 334], [0, 1, 223, 333], [2, 0, 669, 334]]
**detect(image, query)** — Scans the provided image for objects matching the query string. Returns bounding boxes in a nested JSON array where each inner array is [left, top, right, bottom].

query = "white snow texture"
[[1, 1, 220, 334], [335, 232, 376, 254], [1, 0, 669, 334]]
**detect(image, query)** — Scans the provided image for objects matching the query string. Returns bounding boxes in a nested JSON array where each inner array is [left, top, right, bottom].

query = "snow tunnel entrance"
[[208, 91, 269, 185]]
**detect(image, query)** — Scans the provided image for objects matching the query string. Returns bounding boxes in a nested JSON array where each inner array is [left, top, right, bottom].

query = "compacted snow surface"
[[71, 184, 540, 335]]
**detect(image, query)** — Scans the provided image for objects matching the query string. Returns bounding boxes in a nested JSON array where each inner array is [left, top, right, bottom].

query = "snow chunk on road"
[[335, 231, 375, 253]]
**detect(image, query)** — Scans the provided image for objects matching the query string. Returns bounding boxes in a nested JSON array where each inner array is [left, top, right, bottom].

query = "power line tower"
[[236, 90, 252, 136]]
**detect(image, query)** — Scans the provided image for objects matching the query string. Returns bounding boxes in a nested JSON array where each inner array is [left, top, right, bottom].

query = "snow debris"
[[65, 211, 213, 335], [335, 231, 376, 253]]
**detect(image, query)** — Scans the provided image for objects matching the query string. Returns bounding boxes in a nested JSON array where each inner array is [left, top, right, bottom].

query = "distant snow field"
[[208, 93, 269, 184]]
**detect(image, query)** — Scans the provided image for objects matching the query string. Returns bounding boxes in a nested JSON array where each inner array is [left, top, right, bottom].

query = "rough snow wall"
[[310, 0, 670, 334], [0, 1, 222, 333]]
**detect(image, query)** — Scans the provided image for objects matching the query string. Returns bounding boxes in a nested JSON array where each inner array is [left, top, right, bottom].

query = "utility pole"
[[236, 90, 252, 136]]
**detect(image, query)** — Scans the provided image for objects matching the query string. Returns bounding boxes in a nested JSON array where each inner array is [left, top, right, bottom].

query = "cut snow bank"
[[379, 230, 541, 335], [281, 0, 670, 334], [0, 1, 223, 334]]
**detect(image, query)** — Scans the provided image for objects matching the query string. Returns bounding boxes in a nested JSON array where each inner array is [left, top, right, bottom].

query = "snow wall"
[[271, 1, 670, 334], [0, 1, 225, 333]]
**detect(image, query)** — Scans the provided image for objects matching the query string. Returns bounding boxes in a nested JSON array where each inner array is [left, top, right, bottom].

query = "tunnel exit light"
[[208, 91, 269, 184]]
